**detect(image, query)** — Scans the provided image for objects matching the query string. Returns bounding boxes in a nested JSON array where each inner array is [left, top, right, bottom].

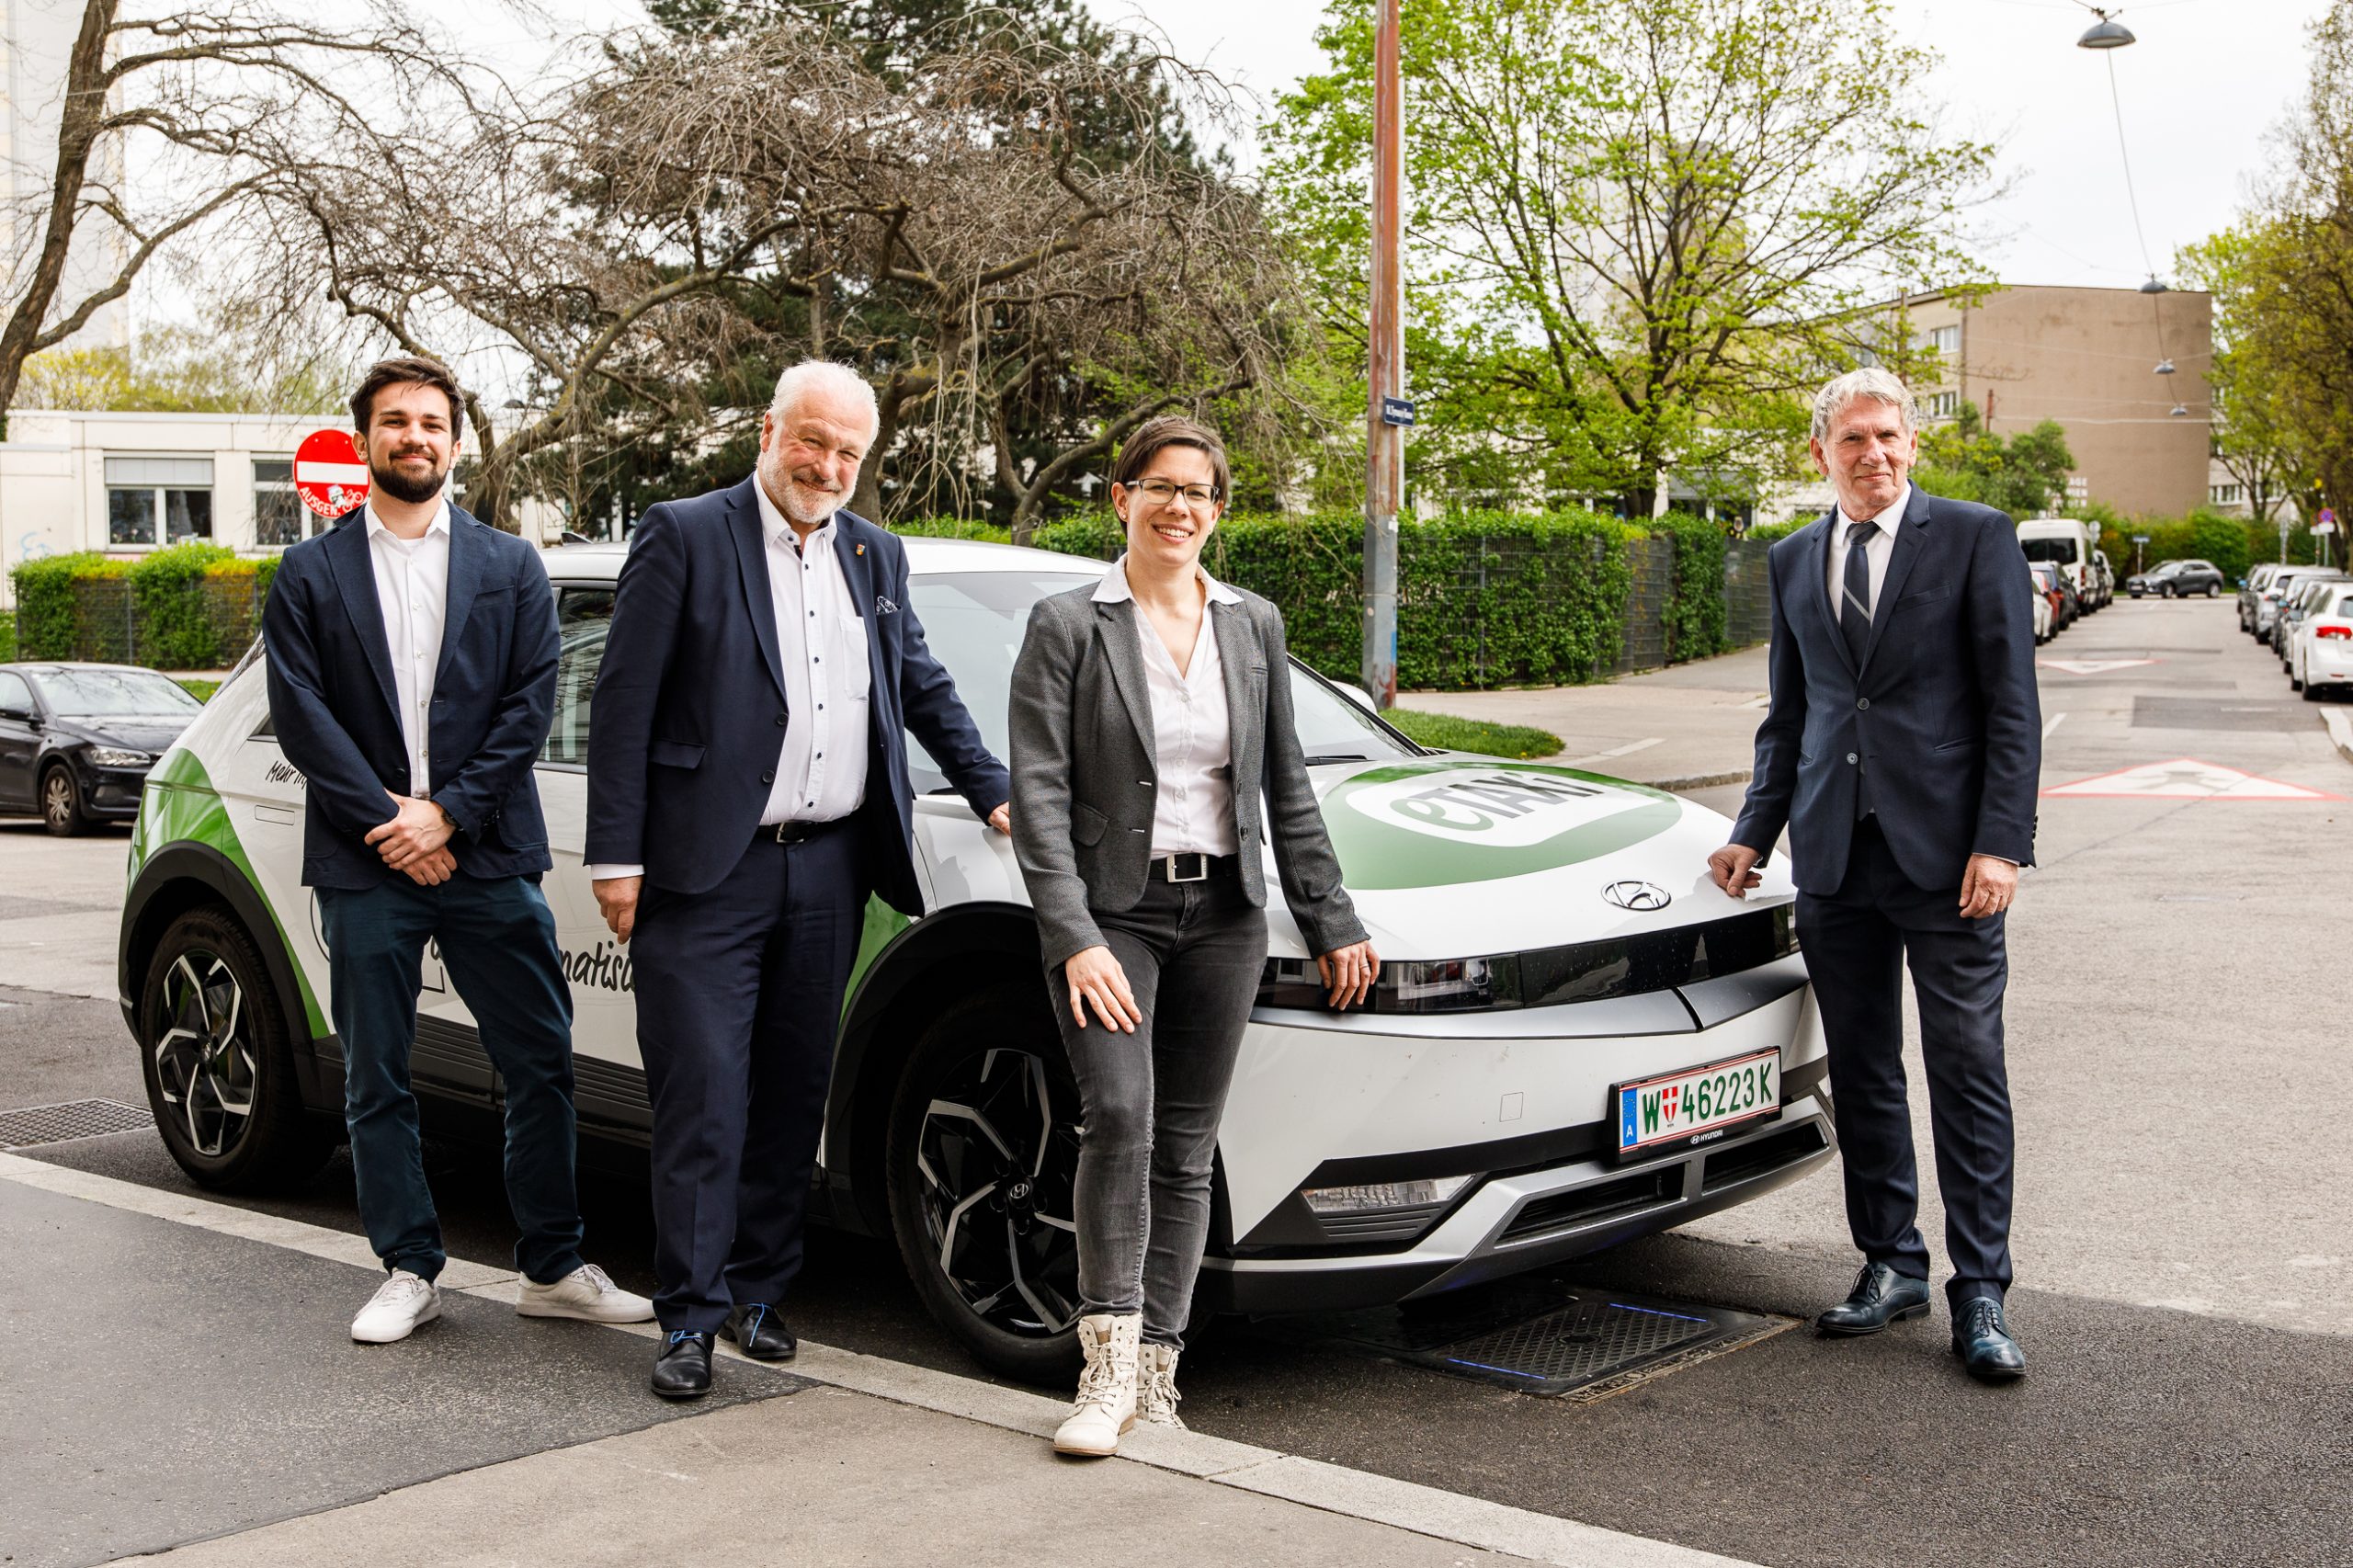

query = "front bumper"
[[1196, 957, 1833, 1316], [79, 762, 153, 818]]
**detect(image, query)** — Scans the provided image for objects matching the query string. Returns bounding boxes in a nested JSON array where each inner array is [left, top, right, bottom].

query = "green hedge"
[[1654, 512, 1731, 663], [9, 547, 272, 666], [0, 610, 15, 662]]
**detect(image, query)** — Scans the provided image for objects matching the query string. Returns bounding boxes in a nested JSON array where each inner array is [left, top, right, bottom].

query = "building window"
[[2211, 483, 2245, 506], [1922, 390, 1960, 419], [104, 456, 214, 547], [1930, 324, 1960, 354], [253, 459, 311, 546]]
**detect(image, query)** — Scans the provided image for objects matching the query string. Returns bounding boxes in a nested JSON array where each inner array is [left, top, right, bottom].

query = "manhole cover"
[[0, 1098, 155, 1149], [1267, 1274, 1789, 1399], [2131, 697, 2302, 733]]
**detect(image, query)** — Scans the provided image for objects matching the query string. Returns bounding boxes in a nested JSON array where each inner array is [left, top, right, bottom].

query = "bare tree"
[[0, 2, 476, 430]]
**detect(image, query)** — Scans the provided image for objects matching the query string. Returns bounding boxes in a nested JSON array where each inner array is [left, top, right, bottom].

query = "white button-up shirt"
[[754, 481, 870, 825], [363, 499, 451, 797], [1093, 554, 1242, 858], [1827, 482, 1908, 620]]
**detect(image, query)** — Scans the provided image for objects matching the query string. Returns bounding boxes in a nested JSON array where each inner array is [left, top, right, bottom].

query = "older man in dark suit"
[[1710, 367, 2041, 1381], [586, 359, 1009, 1399]]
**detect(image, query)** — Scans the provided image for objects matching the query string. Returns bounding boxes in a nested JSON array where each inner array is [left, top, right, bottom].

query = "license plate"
[[1613, 1049, 1780, 1158]]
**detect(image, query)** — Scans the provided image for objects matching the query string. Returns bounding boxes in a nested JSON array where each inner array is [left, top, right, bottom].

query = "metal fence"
[[61, 577, 266, 668], [1724, 540, 1774, 649], [1614, 537, 1675, 676]]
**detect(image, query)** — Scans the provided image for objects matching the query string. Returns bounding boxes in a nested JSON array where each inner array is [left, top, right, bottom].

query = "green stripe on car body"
[[133, 748, 329, 1036]]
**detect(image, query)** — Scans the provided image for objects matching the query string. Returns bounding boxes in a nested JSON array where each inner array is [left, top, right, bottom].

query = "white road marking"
[[2043, 711, 2067, 740], [0, 1150, 1766, 1568], [1564, 736, 1664, 767]]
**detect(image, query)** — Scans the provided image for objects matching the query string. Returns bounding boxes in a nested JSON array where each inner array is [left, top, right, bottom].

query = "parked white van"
[[2016, 517, 2104, 610]]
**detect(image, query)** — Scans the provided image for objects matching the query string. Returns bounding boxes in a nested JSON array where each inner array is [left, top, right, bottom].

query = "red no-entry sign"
[[294, 429, 370, 519]]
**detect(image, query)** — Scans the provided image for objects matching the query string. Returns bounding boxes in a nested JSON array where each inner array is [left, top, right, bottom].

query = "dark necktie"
[[1843, 518, 1879, 819], [1841, 519, 1879, 667]]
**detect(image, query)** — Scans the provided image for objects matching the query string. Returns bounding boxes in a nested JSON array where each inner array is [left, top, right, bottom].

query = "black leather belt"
[[1150, 851, 1239, 883], [758, 817, 851, 846]]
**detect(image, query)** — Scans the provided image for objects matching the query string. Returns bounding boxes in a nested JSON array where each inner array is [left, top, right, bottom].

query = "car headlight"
[[1255, 905, 1799, 1015], [87, 747, 154, 768], [1301, 1174, 1476, 1215]]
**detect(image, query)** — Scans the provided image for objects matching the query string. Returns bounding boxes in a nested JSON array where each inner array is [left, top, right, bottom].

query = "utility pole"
[[1360, 0, 1404, 708]]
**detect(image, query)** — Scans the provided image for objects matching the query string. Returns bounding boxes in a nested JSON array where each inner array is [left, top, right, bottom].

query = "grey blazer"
[[1008, 583, 1369, 971]]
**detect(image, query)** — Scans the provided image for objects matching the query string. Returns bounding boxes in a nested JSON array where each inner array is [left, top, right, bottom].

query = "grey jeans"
[[1048, 870, 1267, 1348]]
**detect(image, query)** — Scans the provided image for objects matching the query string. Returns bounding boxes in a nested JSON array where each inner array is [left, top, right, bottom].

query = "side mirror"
[[0, 706, 32, 723]]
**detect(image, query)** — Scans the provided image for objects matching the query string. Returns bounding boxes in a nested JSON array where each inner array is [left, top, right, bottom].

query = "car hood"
[[50, 715, 194, 754], [1269, 753, 1791, 960]]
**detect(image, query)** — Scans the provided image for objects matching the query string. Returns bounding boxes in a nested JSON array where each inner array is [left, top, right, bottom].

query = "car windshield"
[[2018, 538, 2077, 564], [902, 568, 1417, 793], [35, 668, 200, 716]]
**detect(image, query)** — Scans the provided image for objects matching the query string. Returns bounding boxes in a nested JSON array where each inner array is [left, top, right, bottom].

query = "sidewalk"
[[1404, 643, 1770, 789], [0, 1153, 1757, 1568]]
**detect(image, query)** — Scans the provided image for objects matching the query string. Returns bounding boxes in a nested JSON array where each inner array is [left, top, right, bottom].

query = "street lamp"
[[2077, 7, 2135, 49]]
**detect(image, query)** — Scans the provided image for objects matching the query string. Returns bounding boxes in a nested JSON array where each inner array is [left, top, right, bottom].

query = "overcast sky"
[[435, 0, 2328, 295]]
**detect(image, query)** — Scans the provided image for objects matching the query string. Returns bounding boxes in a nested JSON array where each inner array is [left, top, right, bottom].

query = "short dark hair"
[[1111, 415, 1230, 503], [350, 355, 464, 432]]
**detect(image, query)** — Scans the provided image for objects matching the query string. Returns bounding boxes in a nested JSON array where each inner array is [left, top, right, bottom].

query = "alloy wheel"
[[153, 949, 258, 1158], [912, 1044, 1083, 1339], [43, 771, 74, 831]]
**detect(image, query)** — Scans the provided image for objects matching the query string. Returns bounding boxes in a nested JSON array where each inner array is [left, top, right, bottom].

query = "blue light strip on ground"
[[1608, 1302, 1712, 1324]]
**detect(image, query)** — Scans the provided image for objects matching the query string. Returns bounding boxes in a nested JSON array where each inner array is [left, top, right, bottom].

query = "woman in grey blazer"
[[1008, 416, 1381, 1458]]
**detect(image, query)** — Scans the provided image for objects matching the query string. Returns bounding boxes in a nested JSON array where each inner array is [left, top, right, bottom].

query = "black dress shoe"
[[1951, 1298, 2027, 1381], [1816, 1262, 1933, 1336], [721, 1303, 797, 1362], [652, 1331, 714, 1400]]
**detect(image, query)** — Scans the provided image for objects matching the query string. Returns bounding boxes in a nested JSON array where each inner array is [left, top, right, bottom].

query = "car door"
[[0, 671, 40, 811]]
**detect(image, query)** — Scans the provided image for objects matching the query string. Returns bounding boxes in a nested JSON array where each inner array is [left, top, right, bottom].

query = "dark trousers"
[[317, 872, 583, 1285], [1046, 872, 1267, 1349], [1798, 817, 2016, 1308], [631, 824, 866, 1333]]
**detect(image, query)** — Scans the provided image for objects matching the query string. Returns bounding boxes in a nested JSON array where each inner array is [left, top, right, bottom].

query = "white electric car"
[[119, 537, 1833, 1378]]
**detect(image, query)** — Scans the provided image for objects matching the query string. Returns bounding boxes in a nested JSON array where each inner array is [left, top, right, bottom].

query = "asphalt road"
[[4, 596, 2348, 1568]]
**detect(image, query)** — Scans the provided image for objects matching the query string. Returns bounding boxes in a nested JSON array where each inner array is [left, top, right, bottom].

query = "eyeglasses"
[[1126, 477, 1221, 509]]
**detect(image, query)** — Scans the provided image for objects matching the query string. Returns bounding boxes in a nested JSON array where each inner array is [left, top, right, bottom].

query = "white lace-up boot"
[[1052, 1313, 1141, 1457], [1136, 1341, 1186, 1428], [350, 1269, 440, 1344]]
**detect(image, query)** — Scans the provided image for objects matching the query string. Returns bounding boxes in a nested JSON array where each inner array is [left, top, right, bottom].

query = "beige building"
[[1903, 284, 2212, 518]]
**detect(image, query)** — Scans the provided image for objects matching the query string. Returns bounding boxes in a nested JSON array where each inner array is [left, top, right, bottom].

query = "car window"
[[2018, 537, 2077, 565], [540, 587, 616, 767], [0, 671, 32, 714], [35, 667, 200, 716]]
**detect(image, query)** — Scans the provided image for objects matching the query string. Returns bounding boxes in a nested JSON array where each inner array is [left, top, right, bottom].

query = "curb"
[[2325, 706, 2353, 767], [1651, 771, 1754, 791]]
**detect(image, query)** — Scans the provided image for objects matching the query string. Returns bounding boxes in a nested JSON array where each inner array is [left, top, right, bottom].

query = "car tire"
[[2305, 678, 2325, 702], [40, 765, 89, 837], [2206, 583, 2221, 598], [885, 984, 1086, 1384], [137, 904, 336, 1193]]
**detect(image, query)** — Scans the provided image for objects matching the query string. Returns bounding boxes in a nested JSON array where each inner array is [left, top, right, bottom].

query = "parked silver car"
[[2255, 564, 2338, 641]]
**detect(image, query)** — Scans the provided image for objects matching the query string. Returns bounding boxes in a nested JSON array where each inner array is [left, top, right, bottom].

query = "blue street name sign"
[[1381, 396, 1416, 426]]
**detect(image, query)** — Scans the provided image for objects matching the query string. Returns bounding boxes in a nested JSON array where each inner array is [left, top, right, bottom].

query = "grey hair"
[[769, 359, 880, 437], [1811, 367, 1918, 445]]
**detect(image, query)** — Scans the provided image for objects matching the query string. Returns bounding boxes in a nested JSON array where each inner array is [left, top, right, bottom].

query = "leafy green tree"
[[18, 324, 346, 415], [1263, 0, 1995, 517], [1912, 402, 2075, 518], [2180, 227, 2313, 526]]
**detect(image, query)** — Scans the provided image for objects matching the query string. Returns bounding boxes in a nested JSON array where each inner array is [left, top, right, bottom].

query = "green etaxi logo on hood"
[[1322, 760, 1683, 890]]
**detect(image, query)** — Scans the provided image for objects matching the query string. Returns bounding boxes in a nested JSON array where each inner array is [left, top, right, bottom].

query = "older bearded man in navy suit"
[[585, 360, 1010, 1399], [1710, 367, 2041, 1381]]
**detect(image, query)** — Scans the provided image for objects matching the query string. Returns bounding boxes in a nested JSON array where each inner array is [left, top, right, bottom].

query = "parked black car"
[[2126, 559, 2225, 598], [0, 663, 203, 835]]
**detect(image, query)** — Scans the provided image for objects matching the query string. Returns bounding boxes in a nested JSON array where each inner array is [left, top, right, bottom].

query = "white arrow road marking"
[[2043, 711, 2067, 740], [2041, 756, 2344, 801], [2038, 658, 2160, 675]]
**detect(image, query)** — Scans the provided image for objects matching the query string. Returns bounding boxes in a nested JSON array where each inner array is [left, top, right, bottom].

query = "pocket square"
[[876, 594, 900, 615]]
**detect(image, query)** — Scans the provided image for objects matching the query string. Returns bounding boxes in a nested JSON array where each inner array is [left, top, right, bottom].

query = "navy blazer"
[[262, 506, 558, 890], [584, 479, 1009, 912], [1731, 487, 2041, 895]]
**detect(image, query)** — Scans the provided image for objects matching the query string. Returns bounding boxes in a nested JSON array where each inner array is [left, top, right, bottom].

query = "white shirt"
[[1827, 483, 1907, 621], [363, 500, 451, 797], [586, 484, 870, 883], [1094, 555, 1243, 858], [753, 481, 870, 825]]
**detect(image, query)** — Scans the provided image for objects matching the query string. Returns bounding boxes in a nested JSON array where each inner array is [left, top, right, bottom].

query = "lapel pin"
[[856, 543, 866, 556]]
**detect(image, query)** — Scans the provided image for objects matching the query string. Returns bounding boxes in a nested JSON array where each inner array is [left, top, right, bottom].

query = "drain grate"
[[0, 1098, 155, 1149], [1269, 1274, 1789, 1399]]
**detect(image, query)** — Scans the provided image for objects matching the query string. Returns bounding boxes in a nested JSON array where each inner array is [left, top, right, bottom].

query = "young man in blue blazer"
[[264, 357, 652, 1344]]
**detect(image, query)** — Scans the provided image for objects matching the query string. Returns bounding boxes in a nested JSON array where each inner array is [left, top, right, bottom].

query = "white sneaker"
[[1052, 1312, 1141, 1457], [351, 1269, 440, 1344], [1137, 1340, 1186, 1428], [516, 1262, 655, 1324]]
